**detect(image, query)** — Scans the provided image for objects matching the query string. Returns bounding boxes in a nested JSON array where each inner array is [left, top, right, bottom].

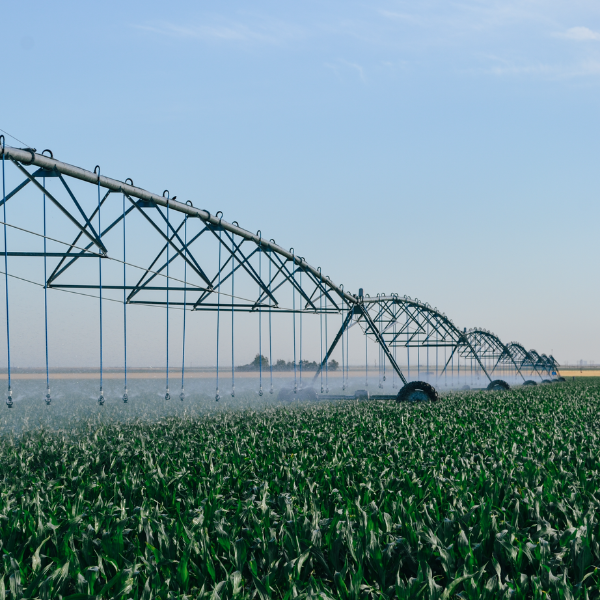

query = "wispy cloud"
[[324, 59, 367, 83], [135, 16, 305, 46], [556, 26, 600, 41], [478, 54, 600, 79]]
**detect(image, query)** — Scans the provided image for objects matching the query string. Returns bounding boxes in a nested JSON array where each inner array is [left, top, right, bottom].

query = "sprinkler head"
[[44, 391, 51, 405], [326, 387, 329, 393], [320, 386, 324, 393], [165, 390, 171, 401], [383, 375, 386, 382], [179, 389, 185, 401], [6, 390, 13, 408], [98, 392, 105, 406], [259, 387, 263, 397], [215, 391, 220, 402], [231, 386, 235, 397], [269, 386, 273, 394], [122, 391, 128, 404]]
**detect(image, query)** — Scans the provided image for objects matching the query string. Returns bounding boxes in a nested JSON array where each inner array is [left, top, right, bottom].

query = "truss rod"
[[0, 145, 356, 306]]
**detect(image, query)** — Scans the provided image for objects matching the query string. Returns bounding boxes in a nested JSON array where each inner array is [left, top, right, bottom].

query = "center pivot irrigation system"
[[0, 140, 561, 407]]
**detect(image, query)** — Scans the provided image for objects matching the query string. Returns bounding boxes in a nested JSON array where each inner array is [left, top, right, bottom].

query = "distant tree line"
[[236, 354, 339, 372]]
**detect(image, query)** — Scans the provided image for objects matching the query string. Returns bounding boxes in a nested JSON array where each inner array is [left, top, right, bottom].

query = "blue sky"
[[2, 0, 600, 367]]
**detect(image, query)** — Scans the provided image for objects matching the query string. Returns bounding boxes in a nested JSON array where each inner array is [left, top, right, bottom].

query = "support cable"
[[2, 137, 12, 408], [43, 176, 51, 405], [0, 220, 312, 310]]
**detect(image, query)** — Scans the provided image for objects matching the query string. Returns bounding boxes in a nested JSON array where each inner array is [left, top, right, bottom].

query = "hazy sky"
[[2, 0, 600, 367]]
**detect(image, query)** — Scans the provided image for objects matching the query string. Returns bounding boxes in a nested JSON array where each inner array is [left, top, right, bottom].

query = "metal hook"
[[94, 165, 101, 182], [216, 210, 223, 218], [186, 200, 193, 207], [125, 178, 133, 186], [232, 221, 239, 226], [42, 149, 53, 158], [0, 135, 4, 152], [23, 149, 36, 165], [163, 190, 170, 199]]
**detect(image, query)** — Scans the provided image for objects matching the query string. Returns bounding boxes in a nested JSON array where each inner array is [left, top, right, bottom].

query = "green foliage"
[[1, 381, 600, 598]]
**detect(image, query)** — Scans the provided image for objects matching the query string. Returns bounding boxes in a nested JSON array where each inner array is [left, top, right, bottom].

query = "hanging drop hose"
[[324, 292, 328, 393], [269, 248, 273, 394], [292, 249, 297, 394], [96, 166, 104, 406], [215, 228, 222, 402], [180, 215, 187, 401], [123, 193, 128, 403], [392, 304, 397, 389], [258, 244, 263, 396], [406, 313, 410, 382], [378, 295, 383, 389], [365, 320, 368, 388], [346, 310, 350, 388], [2, 138, 12, 408], [299, 269, 303, 390], [165, 194, 171, 401], [341, 292, 345, 391], [231, 235, 235, 397], [43, 177, 51, 405], [319, 269, 324, 393], [382, 302, 386, 384]]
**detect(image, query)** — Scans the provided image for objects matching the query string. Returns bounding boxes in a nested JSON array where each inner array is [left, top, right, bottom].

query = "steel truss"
[[0, 143, 560, 392]]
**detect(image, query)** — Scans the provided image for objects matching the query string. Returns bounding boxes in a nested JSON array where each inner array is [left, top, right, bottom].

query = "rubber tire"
[[555, 377, 566, 382], [397, 381, 439, 403], [487, 379, 510, 391], [523, 380, 537, 386], [461, 385, 471, 391], [541, 379, 552, 385]]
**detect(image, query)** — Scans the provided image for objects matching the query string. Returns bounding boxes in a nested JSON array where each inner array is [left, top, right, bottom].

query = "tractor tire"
[[397, 381, 439, 403], [487, 380, 510, 391], [555, 377, 566, 382], [523, 380, 537, 386], [541, 379, 552, 385]]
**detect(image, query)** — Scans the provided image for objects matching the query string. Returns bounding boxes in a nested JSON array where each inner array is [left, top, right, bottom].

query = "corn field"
[[1, 380, 600, 599]]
